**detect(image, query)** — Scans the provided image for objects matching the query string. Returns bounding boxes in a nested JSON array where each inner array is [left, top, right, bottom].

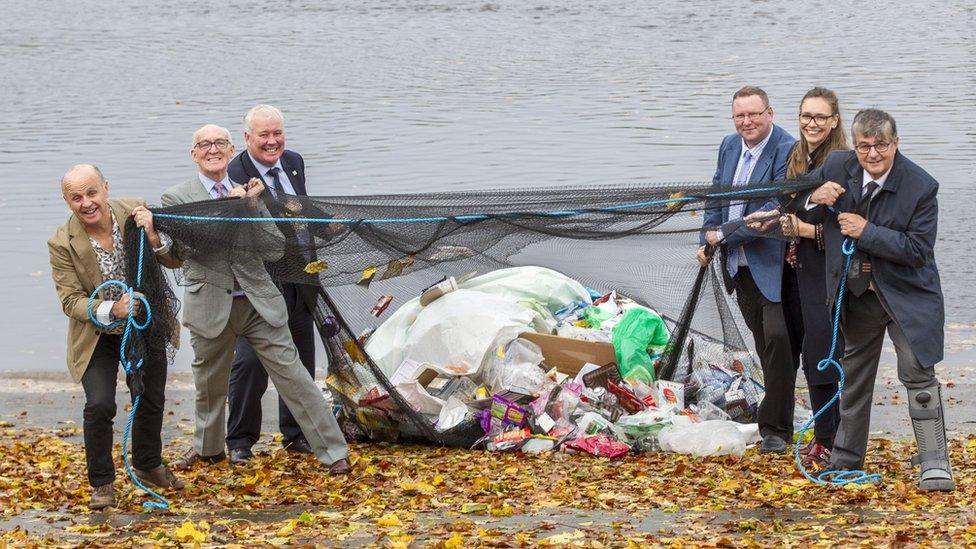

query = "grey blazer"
[[161, 178, 288, 339]]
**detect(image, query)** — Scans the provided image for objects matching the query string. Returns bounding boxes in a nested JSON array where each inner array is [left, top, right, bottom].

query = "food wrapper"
[[563, 434, 630, 459]]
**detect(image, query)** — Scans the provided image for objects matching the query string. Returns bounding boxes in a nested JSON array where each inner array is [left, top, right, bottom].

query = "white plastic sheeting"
[[365, 267, 593, 377]]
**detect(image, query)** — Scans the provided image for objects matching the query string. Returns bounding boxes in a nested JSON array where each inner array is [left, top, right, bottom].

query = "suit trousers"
[[81, 334, 167, 487], [782, 262, 840, 447], [831, 289, 937, 469], [733, 267, 795, 440], [226, 283, 316, 450], [188, 296, 348, 465]]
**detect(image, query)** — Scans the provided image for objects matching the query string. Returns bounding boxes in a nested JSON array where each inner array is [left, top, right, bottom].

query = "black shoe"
[[283, 438, 314, 455], [759, 434, 788, 454], [229, 447, 254, 465]]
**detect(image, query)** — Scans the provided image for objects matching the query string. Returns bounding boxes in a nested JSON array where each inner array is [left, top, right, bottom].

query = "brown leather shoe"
[[329, 458, 351, 476], [170, 448, 226, 471], [89, 483, 116, 510], [134, 465, 185, 490]]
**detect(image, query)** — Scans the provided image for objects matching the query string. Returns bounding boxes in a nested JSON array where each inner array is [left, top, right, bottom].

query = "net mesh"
[[133, 179, 817, 447]]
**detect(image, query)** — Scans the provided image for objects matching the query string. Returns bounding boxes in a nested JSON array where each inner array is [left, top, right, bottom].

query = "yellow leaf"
[[358, 266, 378, 286], [276, 519, 298, 537], [460, 502, 488, 514], [431, 474, 445, 486], [666, 191, 685, 211], [397, 480, 436, 495], [376, 513, 402, 527], [471, 476, 490, 491], [443, 533, 464, 548], [539, 530, 585, 546], [303, 260, 328, 274], [489, 503, 514, 517], [173, 520, 206, 543]]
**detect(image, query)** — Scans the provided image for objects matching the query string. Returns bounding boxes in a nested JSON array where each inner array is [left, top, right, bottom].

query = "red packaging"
[[607, 380, 647, 413], [371, 295, 393, 317], [564, 434, 630, 459]]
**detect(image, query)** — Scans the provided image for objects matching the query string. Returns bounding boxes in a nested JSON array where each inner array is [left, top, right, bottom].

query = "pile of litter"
[[330, 266, 762, 457]]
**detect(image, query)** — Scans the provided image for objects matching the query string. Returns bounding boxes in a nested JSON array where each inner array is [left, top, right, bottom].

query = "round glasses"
[[194, 139, 232, 151]]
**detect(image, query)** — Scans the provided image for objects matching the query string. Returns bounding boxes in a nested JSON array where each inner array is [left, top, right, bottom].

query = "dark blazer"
[[809, 150, 944, 368], [701, 124, 796, 302], [229, 149, 307, 195]]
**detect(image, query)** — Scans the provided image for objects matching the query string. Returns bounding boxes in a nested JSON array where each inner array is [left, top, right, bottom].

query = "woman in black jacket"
[[781, 87, 849, 467]]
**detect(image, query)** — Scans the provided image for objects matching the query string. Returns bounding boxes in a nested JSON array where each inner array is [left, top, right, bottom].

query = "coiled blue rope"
[[793, 235, 881, 486], [86, 228, 170, 510]]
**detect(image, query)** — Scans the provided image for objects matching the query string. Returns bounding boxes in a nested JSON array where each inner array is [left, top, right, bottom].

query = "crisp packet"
[[563, 434, 630, 459], [490, 394, 527, 427]]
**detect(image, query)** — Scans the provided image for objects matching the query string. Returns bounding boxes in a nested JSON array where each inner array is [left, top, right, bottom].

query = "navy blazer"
[[702, 124, 795, 302], [228, 149, 307, 196], [809, 150, 944, 368]]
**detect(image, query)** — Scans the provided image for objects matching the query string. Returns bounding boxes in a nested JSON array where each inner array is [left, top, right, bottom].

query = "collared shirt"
[[197, 172, 245, 296], [247, 152, 297, 198], [721, 128, 774, 266], [92, 211, 173, 328], [198, 172, 235, 199], [862, 167, 891, 199]]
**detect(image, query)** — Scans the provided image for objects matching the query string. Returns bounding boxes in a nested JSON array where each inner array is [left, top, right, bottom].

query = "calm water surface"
[[1, 1, 973, 371]]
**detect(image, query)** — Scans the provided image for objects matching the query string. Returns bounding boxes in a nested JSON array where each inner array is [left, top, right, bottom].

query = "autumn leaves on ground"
[[1, 427, 975, 548]]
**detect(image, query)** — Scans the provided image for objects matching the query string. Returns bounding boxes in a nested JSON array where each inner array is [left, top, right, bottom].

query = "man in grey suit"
[[163, 124, 350, 475], [806, 109, 952, 490]]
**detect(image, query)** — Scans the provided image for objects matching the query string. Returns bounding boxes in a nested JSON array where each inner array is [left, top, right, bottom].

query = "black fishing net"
[[128, 179, 819, 447]]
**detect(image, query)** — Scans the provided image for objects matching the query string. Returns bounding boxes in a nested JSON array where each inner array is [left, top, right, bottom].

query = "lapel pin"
[[292, 170, 298, 176]]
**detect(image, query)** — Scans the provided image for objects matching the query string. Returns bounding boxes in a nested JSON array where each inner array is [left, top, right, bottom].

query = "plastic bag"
[[658, 417, 753, 457], [482, 337, 547, 395], [436, 396, 471, 432], [612, 308, 669, 384], [564, 434, 630, 458]]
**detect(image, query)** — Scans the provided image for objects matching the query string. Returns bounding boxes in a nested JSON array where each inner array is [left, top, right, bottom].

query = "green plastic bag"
[[580, 305, 614, 329], [611, 308, 669, 383]]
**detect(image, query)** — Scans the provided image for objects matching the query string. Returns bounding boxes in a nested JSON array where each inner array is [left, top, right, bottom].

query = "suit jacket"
[[49, 197, 180, 382], [227, 149, 323, 314], [809, 150, 944, 368], [160, 178, 288, 339], [228, 150, 306, 195], [701, 124, 796, 302]]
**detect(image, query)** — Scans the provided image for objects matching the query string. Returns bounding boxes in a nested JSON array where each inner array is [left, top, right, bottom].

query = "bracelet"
[[815, 223, 825, 251]]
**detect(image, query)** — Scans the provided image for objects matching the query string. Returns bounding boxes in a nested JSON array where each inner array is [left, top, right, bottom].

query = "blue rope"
[[793, 234, 881, 486], [152, 185, 783, 225], [86, 228, 170, 510]]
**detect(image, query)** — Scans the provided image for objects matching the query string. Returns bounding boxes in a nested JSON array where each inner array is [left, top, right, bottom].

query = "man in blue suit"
[[806, 109, 953, 490], [224, 104, 321, 463], [698, 86, 796, 453]]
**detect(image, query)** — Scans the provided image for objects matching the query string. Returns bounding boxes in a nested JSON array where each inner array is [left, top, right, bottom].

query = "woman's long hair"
[[787, 87, 849, 178]]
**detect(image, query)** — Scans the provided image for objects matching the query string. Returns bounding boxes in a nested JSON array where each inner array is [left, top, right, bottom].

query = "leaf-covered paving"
[[1, 427, 974, 547]]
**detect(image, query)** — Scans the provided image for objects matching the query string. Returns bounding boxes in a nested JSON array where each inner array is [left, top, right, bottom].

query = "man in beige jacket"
[[49, 164, 184, 510]]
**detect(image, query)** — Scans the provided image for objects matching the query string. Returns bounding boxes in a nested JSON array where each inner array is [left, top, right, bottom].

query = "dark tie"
[[846, 181, 880, 297], [267, 167, 287, 197]]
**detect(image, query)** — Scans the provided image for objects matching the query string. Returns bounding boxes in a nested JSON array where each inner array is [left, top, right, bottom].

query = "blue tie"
[[727, 150, 753, 278], [267, 167, 286, 197]]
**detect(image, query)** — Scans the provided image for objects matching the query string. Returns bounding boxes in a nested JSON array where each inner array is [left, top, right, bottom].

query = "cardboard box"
[[518, 332, 617, 377]]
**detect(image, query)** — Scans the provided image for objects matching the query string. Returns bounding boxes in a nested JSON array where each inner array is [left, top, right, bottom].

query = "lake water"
[[2, 0, 974, 372]]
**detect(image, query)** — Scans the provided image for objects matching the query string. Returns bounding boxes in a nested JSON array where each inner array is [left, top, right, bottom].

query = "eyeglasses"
[[799, 113, 835, 126], [731, 106, 770, 123], [854, 142, 892, 154], [194, 139, 232, 151]]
